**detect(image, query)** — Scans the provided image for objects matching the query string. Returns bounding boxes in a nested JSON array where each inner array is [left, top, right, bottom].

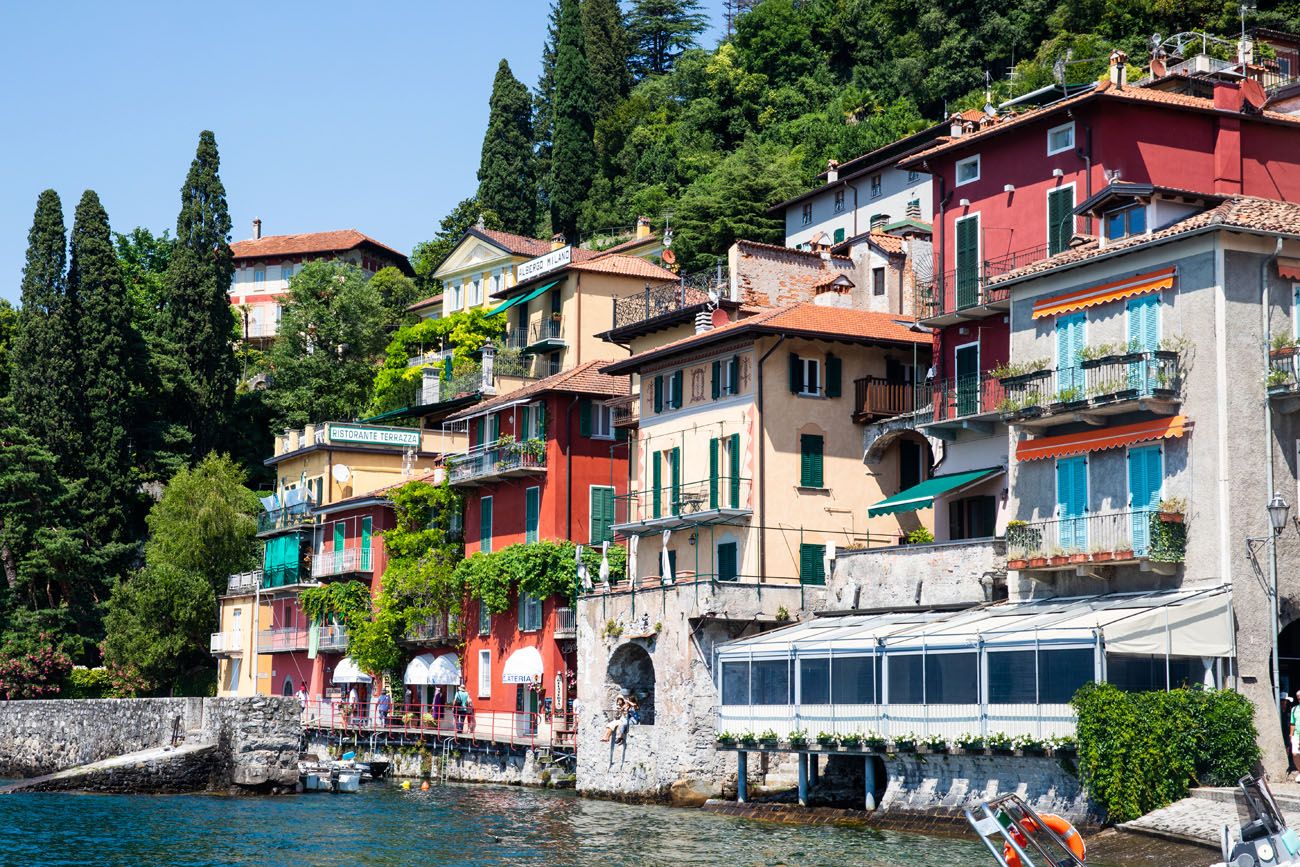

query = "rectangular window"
[[798, 357, 821, 396], [799, 658, 830, 705], [949, 495, 996, 540], [525, 486, 540, 544], [226, 657, 241, 692], [1055, 455, 1089, 551], [834, 189, 845, 213], [1047, 122, 1075, 155], [752, 660, 790, 704], [452, 283, 463, 309], [870, 174, 882, 197], [801, 203, 812, 225], [591, 404, 613, 439], [872, 267, 886, 296], [831, 656, 878, 704], [590, 486, 615, 545], [280, 265, 294, 282], [519, 593, 542, 632], [955, 154, 980, 186], [887, 654, 923, 703], [925, 652, 979, 703], [479, 496, 493, 553], [721, 661, 749, 704], [478, 649, 491, 698], [1105, 205, 1147, 241], [799, 542, 826, 585], [254, 269, 266, 283], [1047, 185, 1075, 256], [716, 541, 738, 582], [907, 169, 921, 182], [478, 601, 491, 636], [1107, 654, 1207, 692], [800, 434, 824, 488]]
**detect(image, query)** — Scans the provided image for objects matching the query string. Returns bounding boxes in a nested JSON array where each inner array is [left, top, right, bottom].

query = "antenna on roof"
[[1052, 54, 1068, 87], [983, 70, 995, 115]]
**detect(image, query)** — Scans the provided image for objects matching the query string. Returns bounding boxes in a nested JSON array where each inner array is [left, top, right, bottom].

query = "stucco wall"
[[830, 538, 1007, 610]]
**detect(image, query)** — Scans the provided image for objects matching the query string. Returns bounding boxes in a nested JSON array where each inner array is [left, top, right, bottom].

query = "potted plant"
[[787, 729, 809, 748], [1271, 333, 1299, 359], [739, 732, 758, 747], [1027, 551, 1049, 569], [1268, 368, 1294, 391], [815, 731, 838, 748], [892, 733, 918, 752], [1047, 549, 1070, 567], [716, 731, 736, 747], [1067, 551, 1088, 565], [839, 733, 863, 749], [985, 732, 1014, 753], [1078, 342, 1120, 369], [1007, 557, 1029, 570], [1114, 338, 1148, 365], [920, 733, 948, 753], [863, 731, 888, 752], [1049, 734, 1078, 755], [758, 728, 780, 748], [1157, 497, 1186, 523], [1113, 547, 1135, 561], [1014, 734, 1047, 755], [1089, 546, 1114, 563], [992, 358, 1052, 386], [953, 732, 985, 753]]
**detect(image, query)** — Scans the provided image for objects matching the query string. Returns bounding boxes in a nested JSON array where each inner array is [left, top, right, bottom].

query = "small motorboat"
[[1212, 775, 1300, 866]]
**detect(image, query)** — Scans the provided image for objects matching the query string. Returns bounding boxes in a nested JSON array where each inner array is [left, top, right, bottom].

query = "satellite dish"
[[332, 464, 352, 484]]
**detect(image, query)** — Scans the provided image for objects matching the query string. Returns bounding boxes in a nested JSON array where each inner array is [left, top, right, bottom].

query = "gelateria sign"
[[328, 425, 421, 447], [517, 245, 571, 283]]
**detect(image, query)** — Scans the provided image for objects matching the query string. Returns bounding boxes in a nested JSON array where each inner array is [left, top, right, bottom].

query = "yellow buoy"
[[401, 780, 411, 790]]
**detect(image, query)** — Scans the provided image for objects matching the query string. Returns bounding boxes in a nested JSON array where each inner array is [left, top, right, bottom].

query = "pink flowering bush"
[[0, 634, 72, 700]]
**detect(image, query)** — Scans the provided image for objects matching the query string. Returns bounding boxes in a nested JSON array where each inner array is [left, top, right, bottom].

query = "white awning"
[[501, 646, 544, 684], [1103, 593, 1233, 657], [332, 656, 372, 684], [404, 652, 462, 686]]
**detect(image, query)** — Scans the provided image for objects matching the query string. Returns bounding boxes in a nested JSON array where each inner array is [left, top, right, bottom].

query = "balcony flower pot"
[[1114, 548, 1135, 561], [998, 369, 1052, 387], [1027, 556, 1049, 569], [1157, 511, 1184, 524], [1048, 555, 1069, 567], [1067, 553, 1088, 564], [1115, 351, 1147, 365], [1090, 550, 1114, 563], [1007, 558, 1029, 570], [1079, 355, 1122, 370], [1270, 346, 1298, 360]]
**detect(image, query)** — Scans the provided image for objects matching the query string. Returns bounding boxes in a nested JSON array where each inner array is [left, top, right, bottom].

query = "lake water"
[[2, 781, 1211, 866]]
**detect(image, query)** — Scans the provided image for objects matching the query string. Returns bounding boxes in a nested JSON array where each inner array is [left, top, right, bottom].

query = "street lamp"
[[1269, 494, 1291, 536]]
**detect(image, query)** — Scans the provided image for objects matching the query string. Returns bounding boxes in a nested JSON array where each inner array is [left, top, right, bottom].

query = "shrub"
[[905, 527, 935, 545], [63, 666, 112, 699], [1072, 683, 1260, 823]]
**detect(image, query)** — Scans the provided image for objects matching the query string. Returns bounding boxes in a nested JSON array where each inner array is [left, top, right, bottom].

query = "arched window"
[[606, 644, 656, 725], [282, 677, 294, 696]]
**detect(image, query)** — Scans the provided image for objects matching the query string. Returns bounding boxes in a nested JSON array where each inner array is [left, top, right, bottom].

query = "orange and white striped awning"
[[1016, 415, 1190, 462], [1031, 266, 1176, 320]]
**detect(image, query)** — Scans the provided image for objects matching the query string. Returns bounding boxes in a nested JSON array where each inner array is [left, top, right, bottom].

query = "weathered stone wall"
[[0, 697, 300, 792], [310, 735, 574, 788], [877, 753, 1089, 825], [5, 743, 219, 794], [829, 539, 1007, 610]]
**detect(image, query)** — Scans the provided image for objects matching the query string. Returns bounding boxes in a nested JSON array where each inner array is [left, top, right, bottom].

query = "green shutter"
[[833, 227, 846, 244], [729, 433, 741, 507], [711, 360, 721, 399], [652, 452, 662, 518], [672, 370, 684, 408], [489, 413, 500, 442], [709, 438, 719, 509], [799, 543, 826, 585], [729, 356, 740, 395], [525, 487, 540, 544], [590, 487, 613, 545], [653, 375, 664, 413], [826, 354, 842, 398], [670, 447, 682, 514], [579, 399, 592, 437], [333, 522, 345, 552], [520, 405, 532, 441], [360, 517, 372, 569], [788, 353, 802, 393], [480, 497, 493, 553], [955, 216, 979, 307], [717, 542, 738, 582], [800, 434, 824, 488], [1048, 187, 1074, 256]]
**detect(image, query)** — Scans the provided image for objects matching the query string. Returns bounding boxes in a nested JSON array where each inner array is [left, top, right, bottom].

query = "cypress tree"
[[582, 0, 632, 117], [70, 190, 143, 546], [549, 0, 598, 242], [534, 1, 561, 228], [10, 189, 83, 476], [477, 60, 539, 237], [162, 131, 238, 461]]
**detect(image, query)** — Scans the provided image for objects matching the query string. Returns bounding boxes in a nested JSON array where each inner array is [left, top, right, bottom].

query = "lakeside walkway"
[[1122, 783, 1300, 848]]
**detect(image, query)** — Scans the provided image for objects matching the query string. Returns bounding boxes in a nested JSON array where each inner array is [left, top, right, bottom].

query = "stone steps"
[[0, 742, 218, 794], [1122, 786, 1300, 849]]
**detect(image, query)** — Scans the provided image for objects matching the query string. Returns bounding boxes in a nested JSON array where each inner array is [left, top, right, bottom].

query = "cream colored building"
[[601, 303, 933, 587]]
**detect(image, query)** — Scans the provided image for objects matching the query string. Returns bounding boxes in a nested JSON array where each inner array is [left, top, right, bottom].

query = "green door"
[[360, 517, 372, 571], [954, 344, 980, 417], [955, 216, 979, 308]]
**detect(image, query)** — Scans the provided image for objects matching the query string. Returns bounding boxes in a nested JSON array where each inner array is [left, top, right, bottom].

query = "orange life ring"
[[1002, 813, 1086, 866]]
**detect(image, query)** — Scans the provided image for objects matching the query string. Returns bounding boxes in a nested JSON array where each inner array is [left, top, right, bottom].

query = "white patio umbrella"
[[598, 541, 610, 589], [575, 543, 591, 592], [660, 529, 674, 585]]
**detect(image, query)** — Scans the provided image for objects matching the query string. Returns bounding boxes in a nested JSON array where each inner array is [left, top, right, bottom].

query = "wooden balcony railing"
[[852, 376, 916, 422]]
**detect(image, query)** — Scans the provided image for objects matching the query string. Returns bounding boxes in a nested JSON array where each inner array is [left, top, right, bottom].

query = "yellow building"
[[213, 422, 455, 697], [601, 303, 933, 586]]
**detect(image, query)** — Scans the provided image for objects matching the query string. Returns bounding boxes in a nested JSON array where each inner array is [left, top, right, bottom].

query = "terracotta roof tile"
[[735, 238, 852, 262], [231, 229, 408, 263], [473, 228, 554, 257], [603, 303, 929, 374], [445, 360, 630, 421], [567, 254, 677, 281]]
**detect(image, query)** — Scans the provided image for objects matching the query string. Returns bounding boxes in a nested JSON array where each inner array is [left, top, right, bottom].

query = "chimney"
[[252, 218, 262, 240], [826, 159, 839, 183], [1109, 49, 1128, 89], [1214, 80, 1246, 113], [694, 310, 713, 334], [550, 232, 566, 251], [906, 198, 922, 219], [635, 216, 652, 240], [949, 116, 964, 138]]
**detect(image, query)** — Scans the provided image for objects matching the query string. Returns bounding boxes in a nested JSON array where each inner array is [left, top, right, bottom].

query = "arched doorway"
[[282, 677, 294, 696], [606, 643, 655, 725]]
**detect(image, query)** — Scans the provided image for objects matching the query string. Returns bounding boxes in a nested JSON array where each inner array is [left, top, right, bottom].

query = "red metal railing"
[[300, 699, 577, 748]]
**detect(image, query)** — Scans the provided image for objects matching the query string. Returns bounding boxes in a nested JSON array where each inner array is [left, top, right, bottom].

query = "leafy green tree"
[[162, 131, 239, 461], [70, 190, 146, 549], [549, 0, 598, 241], [409, 197, 502, 292], [478, 60, 539, 237], [368, 265, 422, 329], [10, 189, 84, 477], [265, 260, 388, 428], [582, 0, 632, 116], [115, 226, 173, 335], [367, 308, 507, 414], [627, 0, 709, 78], [377, 480, 464, 622]]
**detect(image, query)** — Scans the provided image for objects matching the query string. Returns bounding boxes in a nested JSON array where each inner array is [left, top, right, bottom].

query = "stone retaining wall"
[[309, 735, 575, 788], [8, 744, 220, 794]]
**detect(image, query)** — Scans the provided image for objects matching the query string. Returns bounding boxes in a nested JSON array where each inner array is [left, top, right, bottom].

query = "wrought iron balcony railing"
[[447, 438, 547, 485], [611, 265, 729, 331], [555, 607, 576, 639], [317, 624, 349, 652], [1006, 507, 1185, 568], [999, 351, 1181, 422], [258, 506, 314, 534], [403, 613, 462, 644], [916, 243, 1049, 320], [915, 373, 1006, 426], [614, 477, 753, 530], [311, 547, 374, 578]]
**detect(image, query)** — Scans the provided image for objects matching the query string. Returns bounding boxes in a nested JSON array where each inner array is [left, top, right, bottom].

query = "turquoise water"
[[3, 782, 994, 866]]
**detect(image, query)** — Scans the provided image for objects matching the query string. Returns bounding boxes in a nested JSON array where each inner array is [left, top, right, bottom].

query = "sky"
[[0, 1, 727, 300]]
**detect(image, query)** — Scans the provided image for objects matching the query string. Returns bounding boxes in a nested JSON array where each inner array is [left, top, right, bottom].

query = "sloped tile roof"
[[568, 254, 677, 280], [445, 360, 630, 421], [231, 229, 408, 262], [472, 228, 554, 257], [602, 303, 929, 374]]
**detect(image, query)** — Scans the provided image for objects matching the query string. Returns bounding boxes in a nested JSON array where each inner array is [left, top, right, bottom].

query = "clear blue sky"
[[0, 1, 726, 299]]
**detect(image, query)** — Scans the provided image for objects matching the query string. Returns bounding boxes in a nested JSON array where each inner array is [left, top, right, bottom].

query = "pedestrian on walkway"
[[377, 690, 392, 727], [453, 684, 470, 733]]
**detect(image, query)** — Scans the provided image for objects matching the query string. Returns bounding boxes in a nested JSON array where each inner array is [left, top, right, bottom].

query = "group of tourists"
[[601, 688, 640, 744]]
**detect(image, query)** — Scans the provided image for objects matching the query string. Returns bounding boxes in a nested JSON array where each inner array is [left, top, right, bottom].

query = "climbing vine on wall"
[[299, 581, 372, 628], [455, 540, 627, 613]]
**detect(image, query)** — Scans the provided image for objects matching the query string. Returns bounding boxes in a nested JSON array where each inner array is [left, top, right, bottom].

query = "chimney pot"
[[253, 218, 262, 240], [1109, 49, 1128, 89], [826, 159, 839, 183], [635, 216, 652, 239], [550, 233, 566, 251]]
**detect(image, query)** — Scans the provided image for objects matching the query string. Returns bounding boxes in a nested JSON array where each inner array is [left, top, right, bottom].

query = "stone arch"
[[864, 424, 941, 468], [281, 677, 294, 696], [606, 643, 656, 725]]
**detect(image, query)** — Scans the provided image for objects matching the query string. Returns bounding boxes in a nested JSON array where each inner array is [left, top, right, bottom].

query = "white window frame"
[[833, 189, 845, 213], [478, 649, 491, 698], [955, 154, 981, 186], [1046, 122, 1075, 156], [801, 203, 812, 225], [799, 357, 821, 397], [591, 403, 614, 440], [254, 268, 266, 283], [280, 264, 294, 282], [722, 356, 738, 394], [666, 371, 679, 408], [870, 174, 882, 198], [452, 281, 463, 309], [478, 601, 491, 635]]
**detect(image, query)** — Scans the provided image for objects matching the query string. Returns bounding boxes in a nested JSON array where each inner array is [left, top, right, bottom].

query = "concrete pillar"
[[864, 755, 878, 811], [736, 751, 748, 803], [797, 752, 809, 807], [809, 752, 819, 787]]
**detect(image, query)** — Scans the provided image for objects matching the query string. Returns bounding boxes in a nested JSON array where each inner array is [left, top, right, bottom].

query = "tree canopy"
[[478, 60, 539, 237]]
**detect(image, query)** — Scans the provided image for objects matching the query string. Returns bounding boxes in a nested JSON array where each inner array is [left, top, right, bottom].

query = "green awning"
[[486, 279, 560, 317], [867, 467, 1003, 517]]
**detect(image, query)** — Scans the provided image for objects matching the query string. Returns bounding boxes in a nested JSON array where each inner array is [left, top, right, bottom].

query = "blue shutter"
[[1056, 313, 1085, 398], [525, 487, 540, 544], [1128, 446, 1162, 554], [1126, 295, 1160, 392], [1055, 456, 1088, 551]]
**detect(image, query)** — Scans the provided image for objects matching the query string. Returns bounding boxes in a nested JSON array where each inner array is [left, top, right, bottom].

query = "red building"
[[442, 361, 630, 745]]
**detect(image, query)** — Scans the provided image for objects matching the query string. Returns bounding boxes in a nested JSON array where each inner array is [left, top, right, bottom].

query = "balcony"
[[257, 506, 314, 536], [612, 477, 753, 535], [999, 352, 1181, 429], [1005, 508, 1186, 574], [609, 266, 729, 335], [1268, 351, 1300, 413], [852, 376, 916, 423], [261, 563, 317, 592], [226, 570, 261, 595], [317, 624, 348, 652], [608, 394, 639, 429], [402, 613, 462, 645], [447, 438, 547, 486], [555, 607, 576, 639], [522, 317, 565, 354], [257, 627, 310, 653], [916, 244, 1048, 327], [914, 374, 1005, 438], [209, 631, 243, 655], [311, 547, 374, 579]]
